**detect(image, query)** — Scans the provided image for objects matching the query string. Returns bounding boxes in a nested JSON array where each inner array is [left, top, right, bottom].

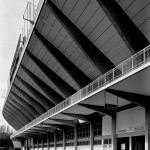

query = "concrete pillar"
[[33, 138, 35, 150], [90, 122, 94, 150], [74, 125, 77, 150], [21, 140, 24, 150], [24, 140, 26, 150], [42, 135, 44, 150], [54, 131, 57, 150], [63, 130, 66, 150], [145, 108, 150, 150], [29, 138, 31, 150], [112, 114, 117, 150], [129, 136, 132, 150], [37, 138, 39, 150], [47, 132, 49, 150], [26, 139, 29, 150]]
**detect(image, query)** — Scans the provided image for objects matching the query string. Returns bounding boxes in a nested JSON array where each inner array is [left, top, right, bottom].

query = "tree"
[[0, 125, 15, 150]]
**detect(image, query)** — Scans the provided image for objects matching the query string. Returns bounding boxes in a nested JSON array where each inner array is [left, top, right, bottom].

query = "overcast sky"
[[0, 0, 29, 127]]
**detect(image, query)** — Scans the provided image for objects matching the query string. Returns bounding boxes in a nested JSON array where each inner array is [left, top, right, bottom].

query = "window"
[[94, 140, 102, 145], [77, 141, 90, 146], [49, 133, 54, 143], [43, 134, 47, 145], [56, 143, 63, 147], [66, 128, 74, 140], [77, 122, 90, 138], [66, 142, 74, 146], [93, 122, 102, 137], [104, 139, 112, 145], [56, 130, 63, 141]]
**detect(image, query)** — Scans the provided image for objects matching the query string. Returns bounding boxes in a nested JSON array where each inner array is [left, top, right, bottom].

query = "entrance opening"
[[117, 137, 129, 150], [132, 136, 145, 150]]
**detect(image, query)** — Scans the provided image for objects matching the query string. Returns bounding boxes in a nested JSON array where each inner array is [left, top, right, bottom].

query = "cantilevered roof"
[[2, 0, 150, 132]]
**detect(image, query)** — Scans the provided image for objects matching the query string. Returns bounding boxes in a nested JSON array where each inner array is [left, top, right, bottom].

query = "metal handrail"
[[11, 45, 150, 139]]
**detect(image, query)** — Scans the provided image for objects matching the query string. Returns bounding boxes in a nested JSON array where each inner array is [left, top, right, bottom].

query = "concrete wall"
[[77, 146, 90, 150], [66, 146, 75, 150], [102, 116, 112, 136], [12, 141, 21, 148], [116, 106, 145, 134]]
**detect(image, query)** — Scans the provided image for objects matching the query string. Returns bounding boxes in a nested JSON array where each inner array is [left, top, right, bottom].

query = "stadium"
[[2, 0, 150, 150]]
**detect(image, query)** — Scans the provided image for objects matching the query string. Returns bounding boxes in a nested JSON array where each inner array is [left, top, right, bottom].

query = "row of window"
[[56, 143, 63, 147], [66, 129, 74, 140], [27, 139, 111, 148], [77, 123, 90, 138], [66, 142, 74, 146], [31, 119, 102, 145], [77, 141, 90, 146], [56, 130, 63, 141]]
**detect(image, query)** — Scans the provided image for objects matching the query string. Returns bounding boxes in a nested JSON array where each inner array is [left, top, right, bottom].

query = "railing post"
[[121, 62, 123, 75], [112, 69, 114, 81], [144, 49, 146, 62], [131, 56, 133, 69]]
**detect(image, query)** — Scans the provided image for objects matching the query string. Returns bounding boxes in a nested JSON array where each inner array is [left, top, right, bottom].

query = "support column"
[[37, 138, 39, 150], [54, 131, 57, 150], [47, 132, 49, 150], [24, 140, 26, 150], [145, 108, 150, 150], [63, 130, 66, 150], [32, 138, 35, 150], [42, 135, 44, 150], [90, 122, 94, 150], [29, 138, 31, 150], [129, 136, 132, 150], [27, 139, 29, 150], [74, 125, 77, 150], [21, 140, 24, 150], [112, 115, 117, 150]]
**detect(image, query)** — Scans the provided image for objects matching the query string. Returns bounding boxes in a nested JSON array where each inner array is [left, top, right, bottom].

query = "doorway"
[[132, 136, 145, 150], [117, 137, 129, 150]]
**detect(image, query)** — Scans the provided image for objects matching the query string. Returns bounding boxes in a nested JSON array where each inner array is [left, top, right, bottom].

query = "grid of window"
[[43, 135, 47, 144], [77, 141, 90, 146], [56, 143, 63, 147], [66, 142, 74, 146], [49, 144, 54, 147], [94, 140, 102, 145], [38, 145, 42, 148], [66, 129, 74, 140], [77, 123, 90, 138], [93, 122, 102, 137], [56, 130, 63, 141], [34, 139, 37, 148], [38, 137, 41, 144], [103, 139, 112, 145], [49, 133, 54, 143]]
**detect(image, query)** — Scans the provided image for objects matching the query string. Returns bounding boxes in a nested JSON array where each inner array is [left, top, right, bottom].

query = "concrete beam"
[[46, 0, 115, 74], [107, 89, 150, 108], [16, 76, 54, 110], [10, 90, 40, 117], [21, 65, 64, 105], [34, 29, 91, 88], [97, 0, 149, 54], [26, 51, 76, 97], [13, 84, 46, 113]]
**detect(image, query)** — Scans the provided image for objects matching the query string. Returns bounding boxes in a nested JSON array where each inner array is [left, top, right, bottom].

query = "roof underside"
[[3, 0, 150, 131]]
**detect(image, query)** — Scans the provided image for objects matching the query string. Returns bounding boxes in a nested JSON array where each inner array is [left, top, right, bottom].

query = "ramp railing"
[[11, 45, 150, 139]]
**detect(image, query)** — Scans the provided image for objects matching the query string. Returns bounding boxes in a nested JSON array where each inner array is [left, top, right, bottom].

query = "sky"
[[0, 0, 29, 127]]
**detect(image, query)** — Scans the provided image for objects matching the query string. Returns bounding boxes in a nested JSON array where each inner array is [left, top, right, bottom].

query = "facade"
[[2, 0, 150, 150]]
